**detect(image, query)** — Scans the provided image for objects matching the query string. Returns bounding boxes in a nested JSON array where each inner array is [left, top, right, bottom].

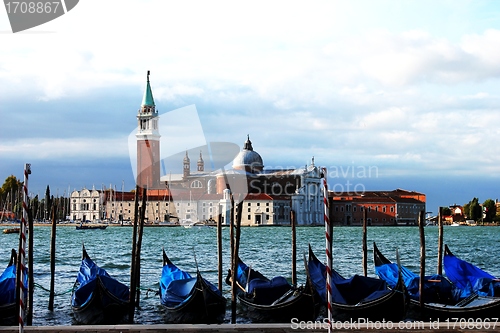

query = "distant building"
[[329, 189, 426, 226], [71, 72, 427, 227], [70, 187, 104, 222], [161, 136, 325, 225]]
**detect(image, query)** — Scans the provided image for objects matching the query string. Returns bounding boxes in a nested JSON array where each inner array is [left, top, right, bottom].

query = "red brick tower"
[[136, 71, 161, 189]]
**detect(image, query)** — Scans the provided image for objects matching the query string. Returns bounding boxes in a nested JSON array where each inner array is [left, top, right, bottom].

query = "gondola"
[[225, 256, 319, 323], [373, 242, 500, 320], [71, 245, 130, 324], [159, 248, 226, 324], [444, 244, 500, 297], [307, 245, 408, 321], [0, 249, 20, 326]]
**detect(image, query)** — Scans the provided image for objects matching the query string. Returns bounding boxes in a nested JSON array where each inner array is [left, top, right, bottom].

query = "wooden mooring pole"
[[291, 210, 297, 286], [229, 192, 236, 324], [229, 193, 243, 324], [27, 208, 34, 325], [217, 213, 223, 291], [362, 208, 368, 277], [418, 210, 426, 312], [437, 207, 443, 276], [128, 185, 140, 323], [48, 206, 56, 311], [134, 187, 147, 306]]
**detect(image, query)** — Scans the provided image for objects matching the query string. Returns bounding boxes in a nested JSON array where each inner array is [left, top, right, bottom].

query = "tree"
[[45, 185, 52, 220], [466, 197, 482, 222], [483, 199, 496, 222], [0, 175, 23, 218], [441, 207, 451, 216]]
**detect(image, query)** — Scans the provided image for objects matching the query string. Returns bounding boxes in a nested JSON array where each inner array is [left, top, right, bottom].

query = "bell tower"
[[183, 151, 190, 179], [136, 71, 161, 189]]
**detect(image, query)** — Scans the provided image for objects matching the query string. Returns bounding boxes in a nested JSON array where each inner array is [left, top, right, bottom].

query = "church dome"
[[232, 136, 263, 173]]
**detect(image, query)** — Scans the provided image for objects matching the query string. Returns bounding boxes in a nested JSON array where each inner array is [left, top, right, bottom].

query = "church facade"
[[162, 136, 326, 225]]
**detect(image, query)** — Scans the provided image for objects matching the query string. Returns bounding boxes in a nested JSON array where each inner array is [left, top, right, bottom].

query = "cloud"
[[0, 137, 129, 160]]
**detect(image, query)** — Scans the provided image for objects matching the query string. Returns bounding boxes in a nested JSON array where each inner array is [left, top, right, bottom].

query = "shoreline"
[[1, 222, 498, 228]]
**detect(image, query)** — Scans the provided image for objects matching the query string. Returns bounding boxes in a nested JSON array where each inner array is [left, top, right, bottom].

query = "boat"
[[159, 248, 226, 323], [444, 244, 500, 297], [307, 245, 408, 321], [0, 249, 23, 326], [71, 245, 130, 324], [75, 223, 107, 230], [225, 256, 319, 323], [2, 228, 19, 234], [373, 242, 500, 320]]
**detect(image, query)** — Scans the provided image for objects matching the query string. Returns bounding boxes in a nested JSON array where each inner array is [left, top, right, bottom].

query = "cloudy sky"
[[1, 0, 499, 213]]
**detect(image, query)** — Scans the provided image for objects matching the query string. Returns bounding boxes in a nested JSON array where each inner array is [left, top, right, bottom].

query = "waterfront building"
[[70, 187, 104, 222], [329, 189, 426, 226]]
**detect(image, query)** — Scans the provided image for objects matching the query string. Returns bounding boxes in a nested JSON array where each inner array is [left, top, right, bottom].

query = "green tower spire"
[[141, 70, 155, 107]]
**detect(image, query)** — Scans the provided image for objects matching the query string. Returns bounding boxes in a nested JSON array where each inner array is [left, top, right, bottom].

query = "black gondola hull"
[[227, 257, 320, 323], [308, 245, 408, 322], [0, 303, 17, 326], [407, 297, 500, 321], [71, 276, 129, 325], [328, 284, 408, 322], [373, 242, 500, 321], [161, 274, 226, 324], [237, 287, 319, 323]]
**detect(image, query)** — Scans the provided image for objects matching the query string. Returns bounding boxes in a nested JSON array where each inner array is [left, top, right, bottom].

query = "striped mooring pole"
[[18, 163, 31, 333], [322, 167, 332, 332]]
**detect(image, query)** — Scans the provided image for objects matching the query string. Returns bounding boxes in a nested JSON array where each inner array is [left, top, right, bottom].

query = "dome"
[[232, 136, 263, 173]]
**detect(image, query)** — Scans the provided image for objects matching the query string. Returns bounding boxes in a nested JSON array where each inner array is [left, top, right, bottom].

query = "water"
[[1, 225, 500, 325]]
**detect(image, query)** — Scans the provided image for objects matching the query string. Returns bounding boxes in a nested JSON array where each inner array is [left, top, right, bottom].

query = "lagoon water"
[[1, 225, 500, 325]]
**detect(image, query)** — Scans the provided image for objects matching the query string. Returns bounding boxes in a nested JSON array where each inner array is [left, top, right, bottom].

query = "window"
[[191, 180, 202, 188]]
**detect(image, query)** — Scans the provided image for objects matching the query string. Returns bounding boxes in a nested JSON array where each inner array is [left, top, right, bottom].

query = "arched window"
[[191, 180, 202, 188]]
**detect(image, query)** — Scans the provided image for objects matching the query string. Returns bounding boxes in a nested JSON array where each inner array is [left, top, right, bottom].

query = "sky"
[[1, 0, 500, 214]]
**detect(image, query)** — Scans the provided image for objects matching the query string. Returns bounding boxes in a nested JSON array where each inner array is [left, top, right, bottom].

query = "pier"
[[0, 322, 487, 332]]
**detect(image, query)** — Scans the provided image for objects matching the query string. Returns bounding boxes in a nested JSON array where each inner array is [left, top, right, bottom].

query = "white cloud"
[[0, 137, 129, 159]]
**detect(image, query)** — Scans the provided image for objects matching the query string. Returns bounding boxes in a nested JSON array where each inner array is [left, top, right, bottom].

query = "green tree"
[[483, 199, 496, 222], [1, 175, 23, 218], [441, 207, 451, 216], [44, 185, 51, 220], [467, 197, 482, 222]]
